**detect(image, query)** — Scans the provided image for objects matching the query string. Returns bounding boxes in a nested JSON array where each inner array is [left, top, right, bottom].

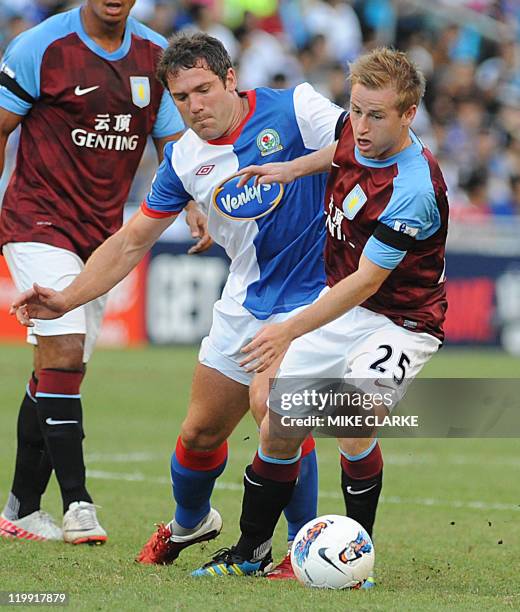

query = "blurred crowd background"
[[1, 0, 520, 218]]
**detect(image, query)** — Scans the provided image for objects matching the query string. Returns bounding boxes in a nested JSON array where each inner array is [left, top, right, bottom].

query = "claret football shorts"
[[4, 242, 107, 362]]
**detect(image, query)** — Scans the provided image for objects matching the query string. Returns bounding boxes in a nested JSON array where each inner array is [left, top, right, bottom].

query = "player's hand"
[[9, 284, 68, 326], [185, 200, 213, 254], [240, 322, 294, 373], [236, 161, 298, 188]]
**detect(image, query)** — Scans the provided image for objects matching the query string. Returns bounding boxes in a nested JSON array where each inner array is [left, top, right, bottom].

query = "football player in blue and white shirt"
[[10, 33, 344, 575]]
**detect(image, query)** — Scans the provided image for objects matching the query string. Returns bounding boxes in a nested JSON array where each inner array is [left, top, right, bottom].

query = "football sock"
[[36, 369, 92, 513], [283, 435, 318, 543], [6, 373, 52, 519], [32, 372, 54, 508], [235, 449, 300, 560], [340, 439, 383, 538], [170, 437, 227, 530]]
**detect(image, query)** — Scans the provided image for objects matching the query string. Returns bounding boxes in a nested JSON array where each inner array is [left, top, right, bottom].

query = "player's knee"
[[260, 437, 300, 459], [180, 422, 227, 452], [339, 437, 374, 457], [259, 418, 300, 459], [36, 334, 85, 371]]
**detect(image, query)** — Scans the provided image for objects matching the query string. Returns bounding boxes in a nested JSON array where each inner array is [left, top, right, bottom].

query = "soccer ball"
[[290, 515, 375, 589]]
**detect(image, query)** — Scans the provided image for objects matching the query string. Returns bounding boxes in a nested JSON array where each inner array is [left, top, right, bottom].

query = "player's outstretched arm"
[[236, 142, 337, 188], [10, 209, 176, 325], [241, 256, 392, 373], [9, 284, 69, 326]]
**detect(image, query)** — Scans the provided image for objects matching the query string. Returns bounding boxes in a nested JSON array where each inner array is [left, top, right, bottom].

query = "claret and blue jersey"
[[143, 83, 344, 319], [326, 115, 449, 340], [0, 7, 183, 261], [357, 131, 441, 269], [0, 7, 175, 125]]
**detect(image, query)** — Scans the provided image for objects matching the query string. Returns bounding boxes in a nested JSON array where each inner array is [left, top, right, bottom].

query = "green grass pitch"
[[1, 344, 519, 611]]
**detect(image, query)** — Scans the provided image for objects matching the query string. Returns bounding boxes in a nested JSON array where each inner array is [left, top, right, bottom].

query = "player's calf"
[[339, 438, 383, 538], [137, 438, 227, 564], [4, 372, 52, 521], [192, 449, 299, 577]]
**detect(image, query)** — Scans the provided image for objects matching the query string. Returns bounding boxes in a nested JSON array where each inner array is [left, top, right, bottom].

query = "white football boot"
[[62, 501, 107, 544], [0, 510, 63, 541]]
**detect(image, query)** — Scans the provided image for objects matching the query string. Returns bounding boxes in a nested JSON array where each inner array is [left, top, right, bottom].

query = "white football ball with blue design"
[[290, 515, 375, 589]]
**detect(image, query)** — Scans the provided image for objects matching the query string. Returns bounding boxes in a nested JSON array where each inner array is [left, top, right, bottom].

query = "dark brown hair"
[[157, 32, 232, 88]]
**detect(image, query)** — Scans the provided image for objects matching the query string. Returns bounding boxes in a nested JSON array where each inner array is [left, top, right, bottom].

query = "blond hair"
[[348, 48, 426, 114]]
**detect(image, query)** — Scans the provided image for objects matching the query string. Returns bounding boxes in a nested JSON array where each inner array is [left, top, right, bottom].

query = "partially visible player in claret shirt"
[[0, 0, 197, 545]]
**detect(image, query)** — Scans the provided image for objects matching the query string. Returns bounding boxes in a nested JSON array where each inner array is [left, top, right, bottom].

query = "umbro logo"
[[74, 85, 100, 96], [196, 165, 215, 176]]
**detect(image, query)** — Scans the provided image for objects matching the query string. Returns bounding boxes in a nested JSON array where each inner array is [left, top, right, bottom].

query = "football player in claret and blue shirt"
[[0, 0, 185, 544], [198, 47, 449, 581], [9, 32, 345, 577]]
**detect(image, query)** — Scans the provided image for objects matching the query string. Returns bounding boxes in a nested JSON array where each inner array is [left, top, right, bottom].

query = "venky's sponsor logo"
[[212, 175, 284, 220]]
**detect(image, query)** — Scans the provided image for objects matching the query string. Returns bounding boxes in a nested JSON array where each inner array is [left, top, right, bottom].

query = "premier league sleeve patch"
[[130, 76, 150, 108], [392, 220, 419, 237]]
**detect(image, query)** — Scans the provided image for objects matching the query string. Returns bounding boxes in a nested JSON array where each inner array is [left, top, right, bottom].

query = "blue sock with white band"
[[283, 441, 318, 543]]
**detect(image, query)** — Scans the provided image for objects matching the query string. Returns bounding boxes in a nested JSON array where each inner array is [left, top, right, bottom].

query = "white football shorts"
[[199, 286, 315, 386], [3, 242, 107, 362], [272, 288, 441, 414]]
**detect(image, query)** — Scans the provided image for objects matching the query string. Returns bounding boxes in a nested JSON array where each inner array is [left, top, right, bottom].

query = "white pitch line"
[[87, 470, 168, 485], [383, 453, 520, 468], [85, 452, 162, 463], [86, 469, 520, 513]]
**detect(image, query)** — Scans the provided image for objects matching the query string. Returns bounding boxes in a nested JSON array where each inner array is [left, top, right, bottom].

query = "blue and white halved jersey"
[[143, 84, 343, 319]]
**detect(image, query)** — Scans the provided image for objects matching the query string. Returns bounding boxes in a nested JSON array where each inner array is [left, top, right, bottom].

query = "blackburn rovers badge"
[[256, 129, 283, 156]]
